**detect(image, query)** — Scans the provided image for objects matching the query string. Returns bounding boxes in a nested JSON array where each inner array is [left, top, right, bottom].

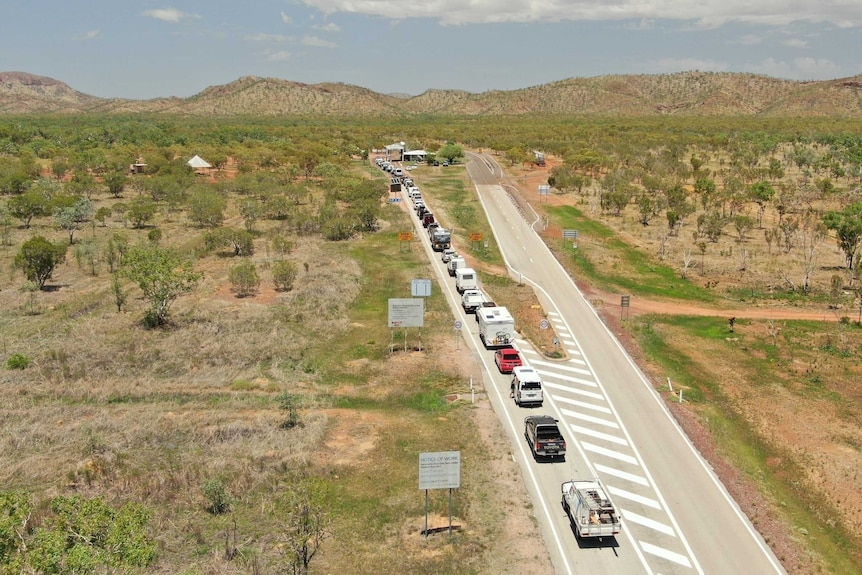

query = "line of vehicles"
[[380, 154, 620, 541]]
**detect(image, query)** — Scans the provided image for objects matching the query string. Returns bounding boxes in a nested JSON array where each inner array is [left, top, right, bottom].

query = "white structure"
[[404, 149, 428, 161], [187, 155, 212, 169]]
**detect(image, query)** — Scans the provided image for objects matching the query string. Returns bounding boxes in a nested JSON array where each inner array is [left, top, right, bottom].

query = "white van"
[[455, 267, 478, 293], [511, 366, 544, 407], [393, 167, 403, 177], [447, 256, 466, 277]]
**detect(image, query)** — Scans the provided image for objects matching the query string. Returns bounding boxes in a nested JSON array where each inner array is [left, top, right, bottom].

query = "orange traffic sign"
[[399, 232, 413, 241], [469, 232, 483, 241]]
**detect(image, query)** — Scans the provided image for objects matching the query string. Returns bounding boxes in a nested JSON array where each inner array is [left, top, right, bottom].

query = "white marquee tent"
[[187, 155, 212, 169]]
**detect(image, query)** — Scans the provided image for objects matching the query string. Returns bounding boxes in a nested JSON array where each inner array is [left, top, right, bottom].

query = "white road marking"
[[595, 463, 649, 486], [640, 541, 693, 568], [544, 382, 604, 400], [623, 510, 676, 537], [607, 486, 661, 510], [581, 441, 638, 464], [561, 408, 620, 429], [553, 396, 612, 414], [568, 425, 628, 446]]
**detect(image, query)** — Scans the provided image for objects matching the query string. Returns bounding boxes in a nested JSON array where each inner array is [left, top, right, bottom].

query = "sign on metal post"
[[620, 295, 631, 320], [419, 451, 461, 490], [539, 319, 550, 330], [411, 279, 432, 297], [562, 229, 579, 240], [388, 298, 424, 328], [419, 451, 461, 537]]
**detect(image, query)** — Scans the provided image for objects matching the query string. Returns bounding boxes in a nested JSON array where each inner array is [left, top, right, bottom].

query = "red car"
[[494, 347, 522, 374]]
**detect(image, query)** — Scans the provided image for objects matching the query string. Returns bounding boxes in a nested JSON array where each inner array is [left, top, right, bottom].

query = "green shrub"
[[7, 353, 30, 370], [201, 479, 231, 515]]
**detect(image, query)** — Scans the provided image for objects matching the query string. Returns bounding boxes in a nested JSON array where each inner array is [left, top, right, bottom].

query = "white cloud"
[[281, 11, 292, 24], [315, 22, 341, 32], [646, 57, 729, 74], [298, 0, 862, 27], [245, 33, 295, 43], [142, 8, 198, 23], [783, 38, 808, 47], [267, 50, 292, 61], [302, 35, 337, 48], [737, 34, 763, 45], [75, 29, 100, 41], [747, 56, 841, 79]]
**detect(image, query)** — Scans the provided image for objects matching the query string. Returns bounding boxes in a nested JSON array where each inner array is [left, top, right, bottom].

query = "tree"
[[103, 169, 128, 198], [229, 261, 260, 297], [126, 196, 157, 228], [14, 236, 67, 289], [748, 181, 775, 228], [279, 484, 330, 575], [187, 188, 226, 228], [823, 202, 862, 269], [272, 260, 298, 291], [204, 227, 255, 256], [437, 143, 464, 164], [732, 214, 755, 242], [121, 244, 200, 326], [54, 196, 94, 244], [8, 187, 54, 228]]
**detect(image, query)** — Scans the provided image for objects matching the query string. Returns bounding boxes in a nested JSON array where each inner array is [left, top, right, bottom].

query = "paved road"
[[459, 151, 787, 575]]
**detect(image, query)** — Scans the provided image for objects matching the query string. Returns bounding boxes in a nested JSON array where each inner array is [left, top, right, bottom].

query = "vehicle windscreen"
[[537, 427, 561, 439], [502, 352, 519, 360], [521, 381, 541, 390]]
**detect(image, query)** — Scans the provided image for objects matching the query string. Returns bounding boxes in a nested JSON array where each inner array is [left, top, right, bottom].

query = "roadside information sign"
[[388, 298, 424, 328], [419, 451, 461, 489]]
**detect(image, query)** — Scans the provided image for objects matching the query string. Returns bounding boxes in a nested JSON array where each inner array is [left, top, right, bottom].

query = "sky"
[[1, 1, 860, 100]]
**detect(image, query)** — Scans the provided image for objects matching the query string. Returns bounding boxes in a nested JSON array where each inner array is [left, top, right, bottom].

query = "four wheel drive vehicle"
[[461, 289, 487, 313], [430, 227, 451, 251], [422, 212, 435, 228], [561, 478, 621, 539], [494, 347, 522, 373], [524, 415, 566, 459], [510, 365, 543, 406], [441, 248, 457, 263]]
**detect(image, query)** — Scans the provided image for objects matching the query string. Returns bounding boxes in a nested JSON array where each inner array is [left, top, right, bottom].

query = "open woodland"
[[1, 114, 862, 574]]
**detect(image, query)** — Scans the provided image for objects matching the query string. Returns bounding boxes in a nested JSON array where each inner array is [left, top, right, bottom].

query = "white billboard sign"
[[419, 451, 461, 490], [388, 298, 424, 328]]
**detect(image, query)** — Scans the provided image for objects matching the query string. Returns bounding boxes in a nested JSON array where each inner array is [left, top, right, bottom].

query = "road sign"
[[419, 451, 461, 490], [388, 197, 401, 202], [538, 184, 551, 195], [454, 320, 462, 330], [540, 319, 550, 330], [388, 298, 424, 328], [469, 232, 483, 242], [412, 279, 432, 297], [399, 232, 413, 241], [621, 295, 631, 308], [562, 229, 579, 240]]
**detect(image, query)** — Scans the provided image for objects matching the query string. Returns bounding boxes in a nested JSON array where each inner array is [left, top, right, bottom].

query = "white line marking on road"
[[581, 441, 638, 464], [541, 373, 598, 388], [595, 463, 649, 485], [606, 486, 661, 510], [569, 425, 628, 446], [544, 382, 604, 400], [639, 541, 693, 568], [561, 408, 620, 429], [530, 359, 592, 375], [554, 396, 612, 414], [623, 510, 676, 537]]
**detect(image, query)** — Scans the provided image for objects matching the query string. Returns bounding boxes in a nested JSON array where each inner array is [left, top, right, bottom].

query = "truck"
[[510, 365, 543, 406], [422, 212, 435, 228], [430, 227, 451, 251], [461, 289, 488, 313], [524, 415, 566, 459], [477, 306, 515, 349], [561, 478, 621, 539], [455, 267, 478, 293], [447, 255, 466, 277]]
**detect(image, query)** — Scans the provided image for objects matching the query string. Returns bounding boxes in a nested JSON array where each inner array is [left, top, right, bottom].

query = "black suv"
[[524, 415, 566, 460]]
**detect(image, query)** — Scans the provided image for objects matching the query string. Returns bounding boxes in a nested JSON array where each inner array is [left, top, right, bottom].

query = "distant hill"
[[2, 70, 862, 117]]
